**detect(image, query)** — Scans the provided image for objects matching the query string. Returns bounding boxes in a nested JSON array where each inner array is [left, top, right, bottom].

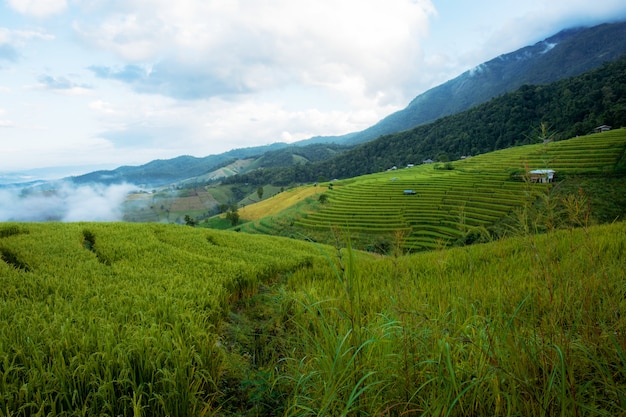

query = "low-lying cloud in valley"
[[0, 182, 136, 222]]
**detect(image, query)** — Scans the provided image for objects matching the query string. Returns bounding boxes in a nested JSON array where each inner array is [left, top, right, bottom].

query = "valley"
[[1, 19, 625, 416]]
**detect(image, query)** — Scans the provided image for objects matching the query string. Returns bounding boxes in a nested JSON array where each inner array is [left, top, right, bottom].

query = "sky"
[[1, 0, 626, 176]]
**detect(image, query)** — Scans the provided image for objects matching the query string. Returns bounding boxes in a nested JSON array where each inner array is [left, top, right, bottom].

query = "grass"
[[0, 223, 322, 416], [230, 129, 626, 253], [238, 185, 324, 220], [1, 131, 625, 415], [272, 220, 626, 416], [0, 219, 624, 415]]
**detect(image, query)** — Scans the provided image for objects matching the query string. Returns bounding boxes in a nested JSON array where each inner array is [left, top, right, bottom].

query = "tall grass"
[[273, 220, 626, 416], [0, 220, 624, 415], [0, 222, 319, 416]]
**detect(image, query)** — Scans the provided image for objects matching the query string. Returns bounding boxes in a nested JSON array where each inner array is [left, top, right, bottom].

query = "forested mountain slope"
[[226, 53, 626, 185], [70, 143, 347, 187], [296, 20, 626, 147], [67, 21, 626, 188]]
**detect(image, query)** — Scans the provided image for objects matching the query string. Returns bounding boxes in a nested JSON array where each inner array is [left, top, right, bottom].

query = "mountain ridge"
[[294, 21, 626, 147], [64, 19, 626, 187]]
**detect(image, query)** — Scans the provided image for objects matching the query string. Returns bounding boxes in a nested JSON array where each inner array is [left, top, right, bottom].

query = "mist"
[[0, 182, 137, 222]]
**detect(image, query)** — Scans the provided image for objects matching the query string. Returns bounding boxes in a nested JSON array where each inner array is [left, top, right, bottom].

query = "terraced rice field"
[[239, 185, 323, 220], [296, 129, 626, 250]]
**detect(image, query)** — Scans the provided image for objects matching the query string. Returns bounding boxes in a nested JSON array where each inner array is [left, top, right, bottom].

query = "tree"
[[184, 215, 197, 227], [257, 186, 264, 200], [226, 207, 240, 226]]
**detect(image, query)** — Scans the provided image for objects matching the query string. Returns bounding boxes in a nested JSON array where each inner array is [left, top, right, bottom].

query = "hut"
[[529, 169, 555, 183]]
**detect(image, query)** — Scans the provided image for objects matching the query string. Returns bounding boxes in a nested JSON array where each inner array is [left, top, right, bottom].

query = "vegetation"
[[237, 185, 323, 221], [70, 22, 626, 191], [331, 21, 626, 147], [230, 129, 626, 253], [225, 206, 240, 226], [224, 54, 626, 186], [0, 223, 319, 416], [0, 215, 624, 415], [2, 23, 626, 417], [2, 122, 626, 417]]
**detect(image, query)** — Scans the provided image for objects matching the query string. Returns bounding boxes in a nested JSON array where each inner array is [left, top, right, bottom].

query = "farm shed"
[[594, 125, 612, 133], [529, 169, 555, 183]]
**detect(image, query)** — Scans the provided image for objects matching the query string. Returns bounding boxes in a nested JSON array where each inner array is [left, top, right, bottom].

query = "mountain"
[[225, 53, 626, 185], [295, 20, 626, 147], [71, 20, 626, 187], [70, 143, 289, 187], [70, 142, 348, 187]]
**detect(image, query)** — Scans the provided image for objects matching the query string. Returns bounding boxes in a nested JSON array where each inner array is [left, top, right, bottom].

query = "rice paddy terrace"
[[293, 129, 626, 251]]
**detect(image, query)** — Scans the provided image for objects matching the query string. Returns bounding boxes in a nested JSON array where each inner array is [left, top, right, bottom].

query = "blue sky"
[[1, 0, 626, 174]]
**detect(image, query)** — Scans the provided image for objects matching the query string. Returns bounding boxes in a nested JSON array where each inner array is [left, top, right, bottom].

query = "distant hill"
[[295, 20, 626, 147], [70, 143, 289, 187], [70, 142, 349, 188], [70, 20, 626, 187], [225, 53, 626, 185]]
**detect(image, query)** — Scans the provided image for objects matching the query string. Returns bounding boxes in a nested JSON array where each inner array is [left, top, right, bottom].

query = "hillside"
[[65, 21, 626, 188], [1, 220, 625, 415], [119, 55, 626, 227], [70, 143, 290, 187], [70, 143, 348, 188], [232, 129, 626, 252], [226, 53, 626, 186], [296, 20, 626, 146]]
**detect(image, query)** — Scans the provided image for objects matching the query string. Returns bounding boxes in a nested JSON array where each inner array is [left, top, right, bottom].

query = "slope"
[[296, 20, 626, 147], [226, 52, 626, 186], [234, 129, 626, 252], [66, 20, 626, 188], [1, 220, 625, 415]]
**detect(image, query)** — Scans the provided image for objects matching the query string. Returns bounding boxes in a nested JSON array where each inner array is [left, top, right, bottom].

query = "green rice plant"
[[273, 220, 626, 415], [0, 222, 327, 416], [0, 218, 624, 415]]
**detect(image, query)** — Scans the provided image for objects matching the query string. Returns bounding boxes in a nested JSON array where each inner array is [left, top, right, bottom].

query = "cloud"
[[0, 182, 135, 221], [0, 28, 54, 62], [0, 28, 55, 43], [76, 0, 436, 104], [88, 100, 116, 114], [89, 62, 249, 99], [99, 124, 187, 149], [36, 74, 92, 95], [0, 109, 14, 127], [85, 90, 397, 161], [7, 0, 67, 18]]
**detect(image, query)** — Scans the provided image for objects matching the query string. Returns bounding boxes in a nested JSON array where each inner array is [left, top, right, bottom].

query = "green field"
[[1, 130, 625, 415], [1, 218, 625, 415], [235, 129, 626, 252]]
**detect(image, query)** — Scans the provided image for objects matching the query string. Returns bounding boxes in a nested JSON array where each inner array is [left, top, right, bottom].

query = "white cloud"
[[3, 0, 626, 175], [88, 99, 116, 114], [76, 0, 436, 106], [0, 108, 14, 127], [7, 0, 67, 18], [84, 90, 396, 160], [0, 28, 55, 43], [0, 182, 135, 221]]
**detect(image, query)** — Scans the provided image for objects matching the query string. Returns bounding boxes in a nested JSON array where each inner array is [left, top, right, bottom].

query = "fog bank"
[[0, 182, 136, 222]]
